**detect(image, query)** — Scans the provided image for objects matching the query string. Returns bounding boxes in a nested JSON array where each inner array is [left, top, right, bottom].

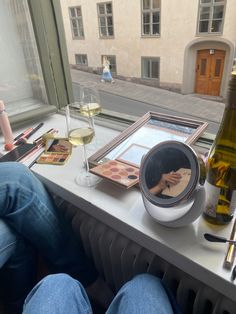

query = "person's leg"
[[0, 162, 97, 286], [22, 273, 92, 314], [106, 274, 175, 314], [0, 220, 17, 268], [0, 220, 37, 314]]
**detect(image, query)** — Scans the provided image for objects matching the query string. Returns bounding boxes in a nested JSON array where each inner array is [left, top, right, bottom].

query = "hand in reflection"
[[149, 171, 182, 195]]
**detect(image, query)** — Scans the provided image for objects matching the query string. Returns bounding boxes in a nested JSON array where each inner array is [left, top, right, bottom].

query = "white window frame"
[[197, 0, 226, 34], [141, 57, 160, 80], [141, 0, 160, 36], [97, 2, 114, 38], [69, 6, 85, 39], [75, 54, 88, 66]]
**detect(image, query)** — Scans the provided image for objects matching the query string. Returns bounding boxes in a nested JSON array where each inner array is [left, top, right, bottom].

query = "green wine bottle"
[[203, 71, 236, 225]]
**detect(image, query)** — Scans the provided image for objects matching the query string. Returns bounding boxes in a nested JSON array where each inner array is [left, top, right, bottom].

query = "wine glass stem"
[[91, 117, 95, 132], [82, 144, 90, 178]]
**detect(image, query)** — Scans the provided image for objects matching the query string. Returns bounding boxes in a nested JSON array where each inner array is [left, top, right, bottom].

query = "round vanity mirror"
[[139, 141, 206, 227]]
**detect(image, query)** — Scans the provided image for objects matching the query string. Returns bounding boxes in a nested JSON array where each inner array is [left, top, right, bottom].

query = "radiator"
[[55, 196, 236, 314]]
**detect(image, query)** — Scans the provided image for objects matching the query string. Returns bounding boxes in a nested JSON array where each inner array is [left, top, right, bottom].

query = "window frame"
[[141, 57, 160, 80], [97, 2, 114, 38], [69, 6, 85, 39], [75, 54, 88, 66], [141, 0, 161, 37], [197, 0, 226, 35]]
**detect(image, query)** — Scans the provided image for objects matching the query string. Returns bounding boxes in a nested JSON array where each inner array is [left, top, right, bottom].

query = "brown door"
[[195, 49, 225, 96]]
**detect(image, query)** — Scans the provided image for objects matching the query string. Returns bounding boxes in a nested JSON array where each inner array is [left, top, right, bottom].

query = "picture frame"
[[88, 111, 208, 169]]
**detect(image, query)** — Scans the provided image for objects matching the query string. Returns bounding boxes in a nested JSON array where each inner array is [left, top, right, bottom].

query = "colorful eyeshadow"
[[90, 159, 139, 188]]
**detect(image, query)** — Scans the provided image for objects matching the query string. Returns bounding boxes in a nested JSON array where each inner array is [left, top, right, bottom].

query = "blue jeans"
[[23, 273, 179, 314], [0, 162, 97, 311]]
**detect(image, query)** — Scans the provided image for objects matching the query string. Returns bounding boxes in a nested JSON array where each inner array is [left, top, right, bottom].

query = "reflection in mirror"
[[140, 141, 200, 208], [146, 147, 191, 199]]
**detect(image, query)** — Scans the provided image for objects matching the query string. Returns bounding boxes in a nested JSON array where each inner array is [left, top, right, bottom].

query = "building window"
[[75, 54, 88, 65], [141, 0, 160, 36], [102, 55, 116, 73], [142, 57, 160, 79], [197, 0, 226, 34], [69, 6, 84, 39], [97, 2, 114, 37]]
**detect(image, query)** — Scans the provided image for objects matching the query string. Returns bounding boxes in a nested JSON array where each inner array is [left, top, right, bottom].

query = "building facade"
[[60, 0, 236, 97]]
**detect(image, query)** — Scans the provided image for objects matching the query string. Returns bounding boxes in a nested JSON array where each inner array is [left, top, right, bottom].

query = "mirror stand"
[[143, 186, 205, 228]]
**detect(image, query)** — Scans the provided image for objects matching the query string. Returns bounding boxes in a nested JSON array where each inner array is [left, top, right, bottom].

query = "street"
[[72, 81, 220, 134]]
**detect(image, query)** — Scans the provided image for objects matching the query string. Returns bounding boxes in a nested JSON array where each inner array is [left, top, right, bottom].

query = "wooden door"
[[195, 49, 225, 96]]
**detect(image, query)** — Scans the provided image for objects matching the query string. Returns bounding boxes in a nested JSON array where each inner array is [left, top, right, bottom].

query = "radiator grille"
[[55, 197, 236, 314]]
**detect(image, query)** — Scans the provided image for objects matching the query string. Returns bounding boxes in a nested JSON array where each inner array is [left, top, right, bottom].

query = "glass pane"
[[71, 20, 77, 28], [153, 12, 159, 23], [0, 0, 48, 115], [73, 28, 78, 37], [201, 0, 211, 3], [143, 13, 150, 23], [98, 4, 105, 14], [151, 61, 159, 78], [199, 20, 209, 32], [107, 16, 113, 26], [100, 26, 107, 36], [200, 59, 207, 75], [215, 59, 221, 76], [211, 19, 222, 32], [200, 7, 210, 19], [70, 8, 76, 18], [143, 24, 150, 34], [78, 21, 84, 37], [108, 26, 113, 36], [99, 17, 106, 27], [76, 7, 81, 17], [106, 3, 112, 14], [152, 23, 159, 34], [152, 0, 160, 9], [143, 0, 150, 10], [143, 59, 150, 77], [213, 5, 224, 18]]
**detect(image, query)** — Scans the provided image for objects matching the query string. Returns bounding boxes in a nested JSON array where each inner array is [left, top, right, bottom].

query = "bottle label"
[[204, 181, 236, 217]]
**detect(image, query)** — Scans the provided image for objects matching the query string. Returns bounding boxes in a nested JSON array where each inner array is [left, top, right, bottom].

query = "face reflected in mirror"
[[145, 146, 191, 199]]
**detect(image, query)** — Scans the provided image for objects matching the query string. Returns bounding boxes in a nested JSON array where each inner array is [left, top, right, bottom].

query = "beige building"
[[60, 0, 236, 97]]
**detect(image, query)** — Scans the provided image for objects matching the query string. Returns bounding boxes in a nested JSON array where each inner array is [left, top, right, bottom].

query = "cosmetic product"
[[224, 219, 236, 269], [14, 122, 44, 145], [0, 100, 14, 150], [13, 127, 33, 141]]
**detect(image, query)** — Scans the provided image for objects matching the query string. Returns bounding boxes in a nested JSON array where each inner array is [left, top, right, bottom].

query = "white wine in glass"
[[80, 87, 102, 149], [66, 103, 101, 187]]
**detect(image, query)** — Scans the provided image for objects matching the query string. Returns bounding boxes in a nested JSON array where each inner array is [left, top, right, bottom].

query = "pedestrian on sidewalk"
[[101, 57, 114, 83]]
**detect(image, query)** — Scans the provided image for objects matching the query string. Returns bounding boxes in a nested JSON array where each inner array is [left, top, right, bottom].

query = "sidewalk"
[[71, 69, 225, 124]]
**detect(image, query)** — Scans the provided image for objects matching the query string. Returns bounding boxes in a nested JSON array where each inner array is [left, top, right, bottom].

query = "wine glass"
[[80, 87, 102, 150], [66, 102, 101, 187]]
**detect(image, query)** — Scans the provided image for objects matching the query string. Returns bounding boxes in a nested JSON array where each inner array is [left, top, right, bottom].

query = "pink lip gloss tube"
[[0, 100, 14, 150]]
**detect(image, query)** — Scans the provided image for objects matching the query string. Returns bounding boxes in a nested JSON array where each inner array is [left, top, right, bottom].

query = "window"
[[197, 0, 226, 34], [97, 2, 114, 37], [101, 55, 117, 73], [0, 1, 48, 120], [75, 54, 88, 65], [69, 6, 84, 38], [142, 0, 160, 36], [142, 58, 160, 79]]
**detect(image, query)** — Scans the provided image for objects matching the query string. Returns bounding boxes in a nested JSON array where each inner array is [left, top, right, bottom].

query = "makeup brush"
[[204, 233, 236, 245]]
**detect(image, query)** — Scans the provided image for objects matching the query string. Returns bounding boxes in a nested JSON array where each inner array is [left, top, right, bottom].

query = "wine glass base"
[[75, 172, 101, 187]]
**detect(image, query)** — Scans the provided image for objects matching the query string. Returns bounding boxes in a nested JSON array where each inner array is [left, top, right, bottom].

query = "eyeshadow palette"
[[36, 152, 70, 165], [36, 138, 72, 165], [90, 160, 139, 188]]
